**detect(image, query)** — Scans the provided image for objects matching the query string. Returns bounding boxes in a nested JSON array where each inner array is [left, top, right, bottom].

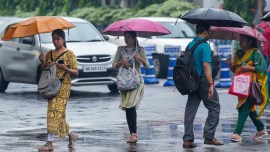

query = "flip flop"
[[126, 134, 137, 143], [68, 132, 78, 149], [38, 144, 54, 151]]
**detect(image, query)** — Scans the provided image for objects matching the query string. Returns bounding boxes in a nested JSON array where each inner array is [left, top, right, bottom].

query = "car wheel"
[[152, 54, 169, 78], [108, 83, 119, 93], [0, 69, 9, 92]]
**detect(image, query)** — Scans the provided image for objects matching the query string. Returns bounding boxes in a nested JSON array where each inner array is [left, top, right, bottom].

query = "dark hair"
[[196, 23, 210, 34], [124, 31, 139, 46], [52, 29, 67, 48], [241, 34, 258, 48]]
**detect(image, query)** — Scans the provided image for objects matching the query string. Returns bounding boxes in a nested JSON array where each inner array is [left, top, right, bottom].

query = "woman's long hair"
[[52, 29, 67, 48]]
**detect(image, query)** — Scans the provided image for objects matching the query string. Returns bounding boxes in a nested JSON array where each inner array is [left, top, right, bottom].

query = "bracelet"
[[209, 82, 215, 86]]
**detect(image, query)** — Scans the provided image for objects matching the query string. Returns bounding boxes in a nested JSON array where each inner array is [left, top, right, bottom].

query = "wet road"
[[0, 82, 270, 152]]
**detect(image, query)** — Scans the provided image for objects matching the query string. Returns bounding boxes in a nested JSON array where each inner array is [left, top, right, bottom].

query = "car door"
[[0, 36, 37, 84]]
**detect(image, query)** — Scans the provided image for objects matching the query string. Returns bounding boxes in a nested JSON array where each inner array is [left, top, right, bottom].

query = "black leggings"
[[125, 107, 137, 134]]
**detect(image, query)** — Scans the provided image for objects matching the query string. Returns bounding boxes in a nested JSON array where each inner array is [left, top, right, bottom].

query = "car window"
[[157, 22, 196, 38], [39, 22, 104, 43], [19, 36, 35, 45]]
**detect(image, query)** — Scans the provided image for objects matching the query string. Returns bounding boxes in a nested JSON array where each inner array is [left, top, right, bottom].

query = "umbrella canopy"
[[210, 26, 267, 42], [180, 8, 247, 27], [2, 16, 75, 41], [256, 22, 270, 57], [103, 18, 171, 37], [261, 12, 270, 21]]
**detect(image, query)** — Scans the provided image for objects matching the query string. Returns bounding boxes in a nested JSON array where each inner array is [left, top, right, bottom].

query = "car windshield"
[[40, 22, 104, 43], [157, 22, 195, 38]]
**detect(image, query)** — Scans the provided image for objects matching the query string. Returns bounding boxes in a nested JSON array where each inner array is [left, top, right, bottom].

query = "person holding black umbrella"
[[179, 8, 248, 148], [182, 23, 224, 148]]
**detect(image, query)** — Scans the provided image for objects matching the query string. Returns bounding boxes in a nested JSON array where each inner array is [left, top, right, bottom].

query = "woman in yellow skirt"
[[38, 29, 78, 151], [113, 31, 149, 143]]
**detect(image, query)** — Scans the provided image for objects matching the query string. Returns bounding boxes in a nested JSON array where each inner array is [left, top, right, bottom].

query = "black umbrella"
[[261, 12, 270, 21], [180, 8, 247, 27]]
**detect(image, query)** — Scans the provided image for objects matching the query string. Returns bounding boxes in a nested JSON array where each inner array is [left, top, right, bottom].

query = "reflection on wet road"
[[0, 83, 270, 152]]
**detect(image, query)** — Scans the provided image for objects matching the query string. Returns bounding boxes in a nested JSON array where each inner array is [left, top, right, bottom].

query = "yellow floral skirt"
[[47, 82, 71, 138]]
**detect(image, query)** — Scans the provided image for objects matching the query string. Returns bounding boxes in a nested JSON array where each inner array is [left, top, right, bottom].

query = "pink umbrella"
[[210, 26, 267, 42], [103, 18, 171, 37]]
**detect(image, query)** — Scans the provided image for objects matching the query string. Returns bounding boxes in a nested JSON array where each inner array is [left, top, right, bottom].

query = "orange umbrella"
[[2, 16, 75, 41]]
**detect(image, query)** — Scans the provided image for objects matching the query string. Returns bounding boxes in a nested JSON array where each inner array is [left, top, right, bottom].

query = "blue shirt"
[[188, 37, 212, 77]]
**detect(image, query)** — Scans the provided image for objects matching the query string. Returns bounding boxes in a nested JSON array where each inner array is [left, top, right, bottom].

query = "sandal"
[[38, 144, 54, 151], [68, 131, 78, 149], [230, 133, 241, 142], [126, 133, 137, 143], [252, 130, 268, 140]]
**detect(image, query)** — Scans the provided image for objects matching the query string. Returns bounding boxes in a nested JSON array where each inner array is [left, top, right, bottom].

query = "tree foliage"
[[0, 0, 195, 27], [136, 0, 167, 9], [70, 0, 195, 26], [223, 0, 257, 25], [0, 0, 101, 16]]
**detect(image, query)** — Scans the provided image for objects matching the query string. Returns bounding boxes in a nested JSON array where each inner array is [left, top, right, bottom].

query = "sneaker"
[[231, 133, 242, 142], [252, 130, 268, 140]]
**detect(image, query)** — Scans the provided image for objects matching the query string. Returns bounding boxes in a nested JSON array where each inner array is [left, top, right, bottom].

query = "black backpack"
[[173, 39, 206, 95]]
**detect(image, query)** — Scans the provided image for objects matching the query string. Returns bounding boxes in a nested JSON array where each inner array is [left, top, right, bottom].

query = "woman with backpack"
[[38, 29, 78, 151], [112, 31, 149, 143], [226, 34, 269, 142]]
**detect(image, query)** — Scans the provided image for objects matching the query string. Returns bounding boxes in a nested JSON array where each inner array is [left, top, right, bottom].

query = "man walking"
[[183, 23, 224, 148]]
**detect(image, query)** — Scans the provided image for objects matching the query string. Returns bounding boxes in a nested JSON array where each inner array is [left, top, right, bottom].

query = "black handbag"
[[250, 73, 263, 105]]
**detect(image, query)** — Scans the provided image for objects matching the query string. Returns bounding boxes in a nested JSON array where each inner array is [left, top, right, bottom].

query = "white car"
[[107, 17, 220, 78], [0, 17, 119, 93]]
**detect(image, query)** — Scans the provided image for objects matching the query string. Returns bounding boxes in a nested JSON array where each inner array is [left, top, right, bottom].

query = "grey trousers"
[[183, 78, 220, 142]]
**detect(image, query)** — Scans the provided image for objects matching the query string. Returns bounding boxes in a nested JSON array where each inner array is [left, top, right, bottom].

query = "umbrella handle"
[[38, 34, 44, 55]]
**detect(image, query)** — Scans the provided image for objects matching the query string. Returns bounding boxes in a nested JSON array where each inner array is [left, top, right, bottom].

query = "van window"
[[157, 22, 195, 38], [40, 22, 104, 43]]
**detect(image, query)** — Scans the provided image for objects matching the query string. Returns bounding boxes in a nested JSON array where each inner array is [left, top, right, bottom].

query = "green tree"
[[0, 0, 196, 27], [223, 0, 257, 25], [136, 0, 167, 9]]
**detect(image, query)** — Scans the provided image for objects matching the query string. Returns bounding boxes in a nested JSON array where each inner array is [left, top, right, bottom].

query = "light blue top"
[[188, 37, 212, 77]]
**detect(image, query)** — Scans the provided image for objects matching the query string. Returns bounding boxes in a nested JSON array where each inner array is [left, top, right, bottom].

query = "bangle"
[[209, 82, 215, 86], [227, 62, 233, 66]]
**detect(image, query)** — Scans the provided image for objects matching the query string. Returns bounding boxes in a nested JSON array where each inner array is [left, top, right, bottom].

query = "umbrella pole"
[[68, 29, 70, 41], [175, 15, 181, 25], [38, 34, 44, 55]]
